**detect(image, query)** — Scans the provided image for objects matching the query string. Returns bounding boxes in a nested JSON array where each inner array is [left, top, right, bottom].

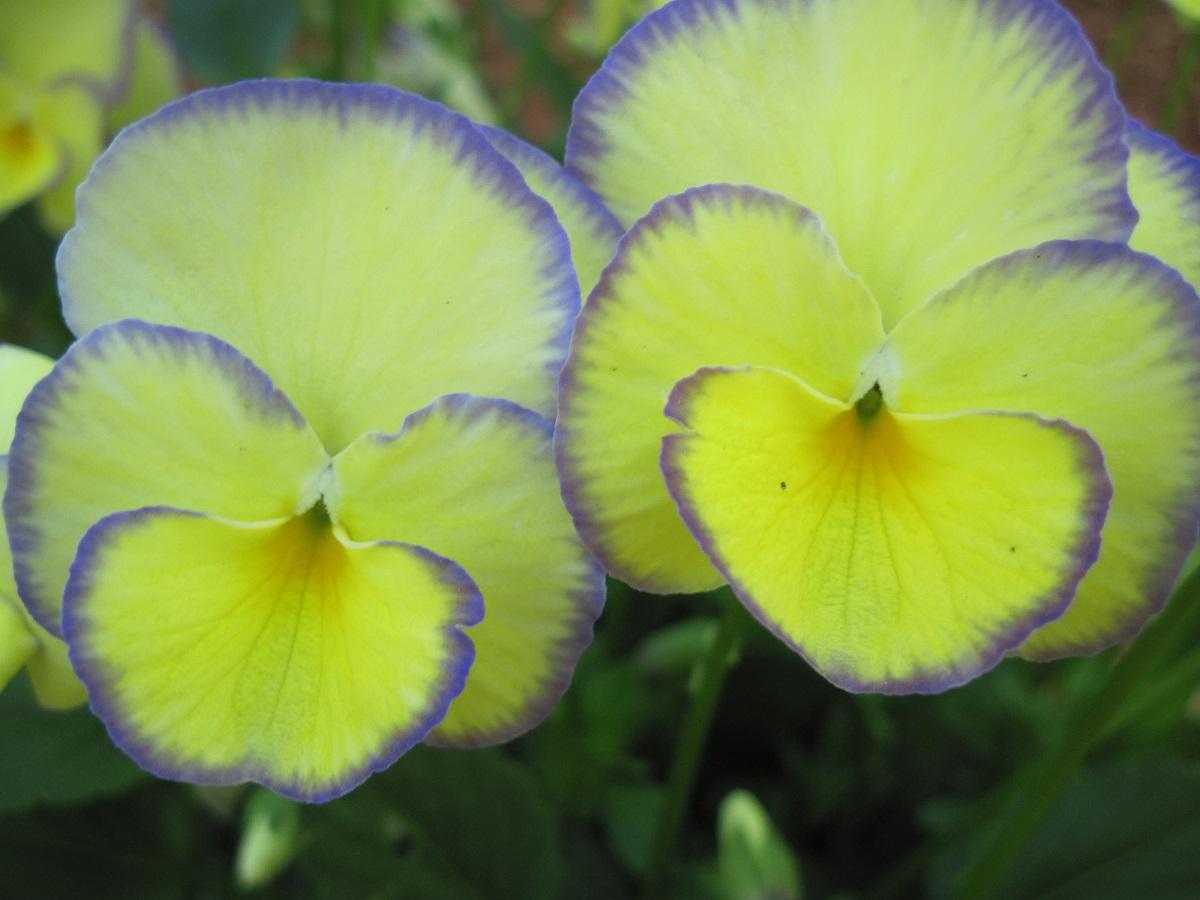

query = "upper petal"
[[566, 0, 1134, 326], [59, 80, 580, 451], [5, 320, 330, 634], [885, 242, 1200, 657], [661, 365, 1110, 691], [480, 125, 623, 299], [557, 184, 883, 592]]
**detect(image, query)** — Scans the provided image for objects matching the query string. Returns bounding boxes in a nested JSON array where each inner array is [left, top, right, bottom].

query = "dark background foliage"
[[1, 1, 1199, 897]]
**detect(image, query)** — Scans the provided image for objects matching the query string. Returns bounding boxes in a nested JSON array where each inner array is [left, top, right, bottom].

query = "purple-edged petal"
[[5, 320, 329, 635], [64, 506, 482, 802], [330, 394, 604, 747], [661, 365, 1111, 693], [1127, 119, 1200, 289], [480, 124, 623, 297], [884, 241, 1200, 658], [59, 79, 579, 451], [556, 184, 883, 594], [566, 0, 1134, 327]]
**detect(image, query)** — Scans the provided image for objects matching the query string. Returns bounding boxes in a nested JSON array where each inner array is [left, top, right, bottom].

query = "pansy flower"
[[557, 0, 1200, 691], [0, 1, 181, 233], [0, 345, 86, 710], [5, 80, 604, 800]]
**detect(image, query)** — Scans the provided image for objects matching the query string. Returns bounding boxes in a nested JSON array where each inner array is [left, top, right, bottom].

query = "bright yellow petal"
[[59, 80, 579, 451], [480, 125, 623, 298], [331, 395, 603, 746], [0, 345, 53, 451], [0, 75, 62, 217], [0, 595, 36, 693], [884, 242, 1200, 658], [567, 0, 1134, 326], [31, 80, 106, 234], [0, 0, 133, 98], [662, 365, 1110, 691], [1127, 121, 1200, 288], [557, 184, 883, 592], [5, 321, 329, 635], [106, 19, 184, 135], [63, 507, 482, 801]]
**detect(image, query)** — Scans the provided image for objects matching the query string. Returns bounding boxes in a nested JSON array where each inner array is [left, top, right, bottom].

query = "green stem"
[[645, 593, 746, 898], [1160, 26, 1200, 137], [1104, 0, 1151, 79], [956, 567, 1200, 899]]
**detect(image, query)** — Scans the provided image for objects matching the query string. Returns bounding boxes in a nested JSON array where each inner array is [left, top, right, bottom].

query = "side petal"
[[330, 395, 604, 747], [479, 125, 623, 298], [0, 0, 134, 99], [557, 184, 884, 593], [884, 242, 1200, 657], [5, 320, 330, 635], [32, 80, 106, 234], [566, 0, 1134, 326], [661, 365, 1110, 692], [1127, 120, 1200, 289], [0, 345, 53, 451], [59, 80, 579, 451], [63, 507, 482, 802]]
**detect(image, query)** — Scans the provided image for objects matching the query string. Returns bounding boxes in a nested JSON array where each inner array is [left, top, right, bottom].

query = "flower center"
[[855, 382, 884, 424]]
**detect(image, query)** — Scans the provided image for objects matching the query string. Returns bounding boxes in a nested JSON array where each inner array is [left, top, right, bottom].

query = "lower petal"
[[64, 507, 482, 801], [661, 365, 1110, 692]]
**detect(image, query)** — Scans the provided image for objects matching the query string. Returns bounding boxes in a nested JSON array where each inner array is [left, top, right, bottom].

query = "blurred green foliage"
[[1, 1, 1199, 897]]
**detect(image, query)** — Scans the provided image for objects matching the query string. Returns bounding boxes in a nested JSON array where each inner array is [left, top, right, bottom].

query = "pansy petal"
[[5, 321, 330, 635], [0, 458, 86, 709], [0, 345, 53, 450], [884, 242, 1200, 657], [0, 75, 62, 217], [0, 596, 36, 692], [31, 80, 106, 234], [331, 395, 604, 746], [0, 0, 134, 98], [63, 507, 482, 802], [1127, 121, 1200, 288], [566, 0, 1133, 326], [662, 365, 1110, 692], [480, 125, 623, 298], [59, 80, 579, 451], [106, 19, 185, 134], [557, 185, 883, 592]]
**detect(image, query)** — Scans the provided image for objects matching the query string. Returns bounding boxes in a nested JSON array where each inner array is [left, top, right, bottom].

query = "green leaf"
[[0, 673, 146, 813], [930, 757, 1200, 899], [303, 747, 564, 900], [604, 783, 663, 874], [167, 0, 300, 83], [988, 757, 1200, 899], [717, 789, 802, 900]]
